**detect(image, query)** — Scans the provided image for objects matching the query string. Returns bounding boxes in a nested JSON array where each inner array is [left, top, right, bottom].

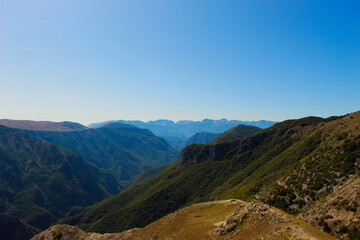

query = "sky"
[[1, 0, 359, 125]]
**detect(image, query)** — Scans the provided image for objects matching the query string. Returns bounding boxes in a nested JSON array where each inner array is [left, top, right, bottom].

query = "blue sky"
[[1, 0, 359, 125]]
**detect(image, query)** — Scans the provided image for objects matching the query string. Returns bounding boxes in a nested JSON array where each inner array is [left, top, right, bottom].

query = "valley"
[[0, 112, 359, 240], [2, 1, 358, 239], [56, 112, 360, 240]]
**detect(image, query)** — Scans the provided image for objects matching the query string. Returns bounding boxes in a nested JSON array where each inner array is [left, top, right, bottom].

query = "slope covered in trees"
[[0, 125, 122, 238], [28, 123, 179, 184], [60, 112, 360, 239]]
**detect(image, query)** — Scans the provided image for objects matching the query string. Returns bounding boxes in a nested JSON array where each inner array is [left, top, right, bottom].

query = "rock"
[[226, 223, 237, 232]]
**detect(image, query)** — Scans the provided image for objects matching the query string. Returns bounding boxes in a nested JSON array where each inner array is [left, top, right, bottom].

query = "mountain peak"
[[100, 122, 138, 129]]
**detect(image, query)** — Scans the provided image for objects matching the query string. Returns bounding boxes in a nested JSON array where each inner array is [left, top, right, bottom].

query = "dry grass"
[[32, 200, 336, 240]]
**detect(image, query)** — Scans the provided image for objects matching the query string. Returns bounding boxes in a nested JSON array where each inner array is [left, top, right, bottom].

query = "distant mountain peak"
[[100, 122, 138, 129]]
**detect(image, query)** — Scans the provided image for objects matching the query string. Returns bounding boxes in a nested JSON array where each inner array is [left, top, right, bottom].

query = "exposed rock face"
[[213, 201, 292, 237], [179, 142, 231, 165]]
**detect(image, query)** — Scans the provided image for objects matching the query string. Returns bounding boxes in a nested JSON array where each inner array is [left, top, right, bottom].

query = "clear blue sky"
[[1, 0, 359, 125]]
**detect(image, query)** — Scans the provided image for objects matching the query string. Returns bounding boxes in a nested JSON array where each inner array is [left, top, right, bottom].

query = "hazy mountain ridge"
[[88, 119, 274, 149], [182, 132, 221, 147], [0, 125, 122, 237], [58, 112, 359, 239], [0, 119, 87, 132], [27, 123, 179, 184]]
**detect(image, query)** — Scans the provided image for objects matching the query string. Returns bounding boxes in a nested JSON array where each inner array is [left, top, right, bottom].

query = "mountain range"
[[0, 119, 86, 132], [1, 112, 359, 240], [88, 119, 276, 150], [58, 111, 360, 240], [0, 118, 264, 240]]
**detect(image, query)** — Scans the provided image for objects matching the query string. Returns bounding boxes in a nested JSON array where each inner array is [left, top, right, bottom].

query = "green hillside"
[[28, 123, 179, 184], [59, 112, 360, 239], [130, 164, 171, 186], [0, 125, 122, 237], [211, 124, 262, 144]]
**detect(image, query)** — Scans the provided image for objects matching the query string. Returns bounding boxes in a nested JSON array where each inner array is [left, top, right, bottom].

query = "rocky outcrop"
[[213, 201, 292, 237]]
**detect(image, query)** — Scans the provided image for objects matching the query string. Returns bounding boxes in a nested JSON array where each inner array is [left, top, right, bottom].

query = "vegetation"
[[59, 112, 360, 240], [0, 125, 122, 238], [34, 200, 335, 240], [0, 214, 39, 240], [130, 164, 171, 186], [28, 123, 179, 184], [210, 124, 261, 144]]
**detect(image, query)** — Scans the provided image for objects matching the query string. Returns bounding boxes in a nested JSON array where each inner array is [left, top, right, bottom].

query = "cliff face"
[[179, 143, 231, 165]]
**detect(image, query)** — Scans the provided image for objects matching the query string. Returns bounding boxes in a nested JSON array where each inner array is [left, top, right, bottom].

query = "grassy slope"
[[60, 112, 359, 238], [35, 200, 335, 240], [211, 124, 262, 144]]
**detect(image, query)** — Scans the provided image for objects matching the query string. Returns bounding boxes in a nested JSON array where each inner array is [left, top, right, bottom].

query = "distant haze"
[[88, 119, 275, 150]]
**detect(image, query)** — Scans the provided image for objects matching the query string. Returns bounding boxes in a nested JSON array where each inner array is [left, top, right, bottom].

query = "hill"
[[27, 123, 179, 184], [0, 119, 86, 131], [211, 124, 261, 144], [33, 200, 335, 240], [59, 111, 360, 239], [0, 125, 122, 239], [177, 124, 261, 150]]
